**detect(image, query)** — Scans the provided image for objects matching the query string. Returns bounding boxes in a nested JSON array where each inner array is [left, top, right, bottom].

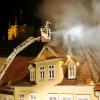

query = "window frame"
[[8, 95, 14, 100], [30, 68, 35, 81], [76, 95, 90, 100], [29, 93, 39, 100], [68, 64, 76, 79], [48, 65, 55, 80], [19, 92, 25, 100], [48, 94, 58, 100], [39, 65, 45, 80], [60, 94, 73, 100]]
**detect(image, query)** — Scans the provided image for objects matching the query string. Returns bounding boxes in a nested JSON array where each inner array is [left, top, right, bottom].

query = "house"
[[0, 41, 99, 100], [94, 83, 100, 100], [0, 21, 100, 100]]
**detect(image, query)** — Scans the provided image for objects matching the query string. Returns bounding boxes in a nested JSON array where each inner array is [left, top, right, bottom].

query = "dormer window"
[[39, 66, 45, 80], [30, 68, 35, 81], [48, 65, 55, 79], [28, 64, 36, 82], [68, 64, 76, 79]]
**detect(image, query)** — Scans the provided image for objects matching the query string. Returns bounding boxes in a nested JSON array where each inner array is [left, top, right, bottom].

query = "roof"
[[58, 61, 95, 85], [0, 87, 13, 95], [0, 42, 99, 87], [34, 45, 66, 62], [47, 45, 67, 57], [0, 56, 34, 86]]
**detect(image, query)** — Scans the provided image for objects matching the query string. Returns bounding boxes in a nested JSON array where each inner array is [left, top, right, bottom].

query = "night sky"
[[0, 0, 43, 40]]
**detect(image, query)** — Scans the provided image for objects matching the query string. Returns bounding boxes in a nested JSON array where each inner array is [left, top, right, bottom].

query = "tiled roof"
[[58, 61, 95, 85], [47, 45, 67, 57], [0, 56, 34, 86]]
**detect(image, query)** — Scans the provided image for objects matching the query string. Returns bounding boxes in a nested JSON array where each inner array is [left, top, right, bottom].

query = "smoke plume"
[[38, 0, 100, 72]]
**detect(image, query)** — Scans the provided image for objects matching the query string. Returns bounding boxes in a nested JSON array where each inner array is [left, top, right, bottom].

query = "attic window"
[[68, 64, 76, 79], [30, 68, 35, 81], [39, 66, 45, 80], [48, 65, 55, 79]]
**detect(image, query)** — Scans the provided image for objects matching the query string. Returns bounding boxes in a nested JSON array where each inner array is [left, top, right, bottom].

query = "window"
[[19, 93, 25, 100], [77, 95, 90, 100], [30, 68, 35, 81], [48, 94, 58, 100], [30, 93, 38, 100], [60, 94, 73, 100], [3, 96, 6, 100], [8, 96, 14, 100], [48, 65, 55, 79], [68, 64, 76, 79], [40, 66, 45, 79]]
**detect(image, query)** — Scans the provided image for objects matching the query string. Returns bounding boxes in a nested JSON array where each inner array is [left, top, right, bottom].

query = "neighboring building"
[[94, 83, 100, 100], [8, 24, 34, 40], [0, 42, 99, 100]]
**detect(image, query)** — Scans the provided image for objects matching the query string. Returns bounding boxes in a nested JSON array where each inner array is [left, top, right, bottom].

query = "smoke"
[[92, 0, 100, 24], [38, 0, 100, 72], [39, 0, 92, 29]]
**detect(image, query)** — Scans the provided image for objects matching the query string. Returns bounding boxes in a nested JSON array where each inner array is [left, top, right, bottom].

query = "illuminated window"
[[60, 94, 73, 100], [19, 93, 25, 100], [6, 95, 13, 100], [8, 96, 14, 100], [48, 94, 58, 100], [40, 66, 45, 80], [68, 64, 76, 79], [30, 68, 35, 81], [48, 65, 55, 79], [30, 93, 38, 100], [77, 95, 90, 100]]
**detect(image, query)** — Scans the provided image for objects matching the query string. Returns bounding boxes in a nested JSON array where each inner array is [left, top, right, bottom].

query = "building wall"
[[14, 85, 98, 100], [35, 58, 64, 85], [13, 57, 98, 100], [0, 94, 14, 100]]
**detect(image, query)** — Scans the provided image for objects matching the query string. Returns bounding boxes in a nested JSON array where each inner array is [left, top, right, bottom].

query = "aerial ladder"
[[0, 21, 51, 80]]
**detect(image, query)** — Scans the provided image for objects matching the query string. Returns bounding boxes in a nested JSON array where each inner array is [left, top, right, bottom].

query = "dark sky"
[[0, 0, 42, 39]]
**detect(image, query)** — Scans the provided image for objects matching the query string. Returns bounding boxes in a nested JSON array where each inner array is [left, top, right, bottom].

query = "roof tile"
[[1, 56, 33, 86], [59, 61, 94, 85]]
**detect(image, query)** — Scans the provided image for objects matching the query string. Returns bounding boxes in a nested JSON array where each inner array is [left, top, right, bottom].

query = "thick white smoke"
[[38, 0, 100, 72]]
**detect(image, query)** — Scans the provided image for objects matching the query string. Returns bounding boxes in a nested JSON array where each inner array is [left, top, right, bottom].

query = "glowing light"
[[76, 62, 80, 66], [67, 55, 71, 59]]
